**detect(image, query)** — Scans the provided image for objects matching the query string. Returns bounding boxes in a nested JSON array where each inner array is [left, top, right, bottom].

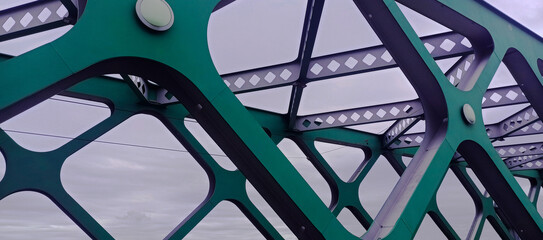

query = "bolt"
[[462, 104, 476, 125]]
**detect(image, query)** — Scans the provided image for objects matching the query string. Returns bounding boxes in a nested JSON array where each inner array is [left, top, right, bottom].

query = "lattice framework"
[[0, 0, 543, 239]]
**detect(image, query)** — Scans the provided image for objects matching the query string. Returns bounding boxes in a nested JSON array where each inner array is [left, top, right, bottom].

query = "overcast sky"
[[0, 0, 542, 239]]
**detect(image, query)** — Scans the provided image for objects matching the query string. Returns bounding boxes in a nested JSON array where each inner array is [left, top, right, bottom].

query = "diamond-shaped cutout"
[[326, 116, 335, 124], [510, 120, 516, 127], [223, 80, 230, 87], [424, 43, 435, 53], [490, 93, 502, 102], [508, 148, 516, 154], [449, 76, 456, 84], [376, 109, 386, 118], [527, 162, 534, 167], [390, 107, 400, 116], [338, 114, 348, 123], [3, 17, 15, 32], [38, 8, 52, 23], [20, 12, 33, 27], [403, 105, 413, 113], [498, 149, 506, 155], [310, 63, 323, 75], [363, 111, 373, 120], [533, 122, 542, 131], [440, 39, 456, 52], [362, 54, 376, 66], [506, 90, 518, 100], [314, 118, 323, 126], [464, 61, 471, 71], [56, 5, 68, 18], [351, 112, 360, 121], [415, 136, 424, 143], [328, 60, 340, 72], [456, 69, 463, 79], [536, 161, 542, 167], [404, 137, 412, 144], [234, 77, 245, 88], [381, 51, 393, 62], [302, 119, 311, 128], [519, 147, 527, 153], [345, 57, 358, 69], [280, 69, 292, 80], [521, 126, 529, 132], [249, 75, 260, 86], [524, 112, 531, 120], [461, 37, 472, 48], [264, 72, 276, 83]]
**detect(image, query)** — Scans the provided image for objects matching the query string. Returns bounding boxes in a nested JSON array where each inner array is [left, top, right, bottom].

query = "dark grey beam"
[[222, 32, 473, 93], [212, 0, 236, 12], [508, 120, 543, 137], [388, 132, 426, 149], [495, 142, 543, 158], [294, 100, 423, 131], [486, 106, 538, 139], [390, 125, 543, 150], [509, 156, 543, 171], [121, 74, 179, 105], [0, 0, 71, 42], [295, 54, 511, 133], [306, 32, 472, 80], [505, 155, 543, 169], [482, 85, 528, 108], [383, 117, 422, 147], [445, 54, 475, 87], [383, 54, 475, 145], [286, 0, 325, 130], [222, 62, 300, 93]]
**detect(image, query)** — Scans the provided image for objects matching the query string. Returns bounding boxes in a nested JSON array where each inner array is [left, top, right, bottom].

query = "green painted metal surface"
[[0, 0, 542, 239]]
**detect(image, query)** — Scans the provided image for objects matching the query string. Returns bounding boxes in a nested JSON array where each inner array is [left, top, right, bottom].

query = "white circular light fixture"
[[136, 0, 174, 31]]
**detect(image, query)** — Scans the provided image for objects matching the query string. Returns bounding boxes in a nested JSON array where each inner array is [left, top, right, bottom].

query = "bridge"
[[0, 0, 542, 239]]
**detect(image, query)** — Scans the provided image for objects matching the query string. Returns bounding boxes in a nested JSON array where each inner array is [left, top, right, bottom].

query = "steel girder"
[[0, 0, 542, 239]]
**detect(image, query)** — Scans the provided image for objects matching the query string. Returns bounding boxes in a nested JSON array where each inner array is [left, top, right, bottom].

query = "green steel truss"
[[0, 0, 543, 239]]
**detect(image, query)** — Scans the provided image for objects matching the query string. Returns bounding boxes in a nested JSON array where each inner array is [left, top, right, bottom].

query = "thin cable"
[[8, 96, 332, 159], [2, 128, 315, 159], [317, 146, 347, 155], [50, 97, 110, 109], [1, 128, 229, 158]]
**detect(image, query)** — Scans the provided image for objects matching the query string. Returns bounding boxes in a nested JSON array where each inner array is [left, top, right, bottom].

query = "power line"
[[1, 128, 325, 160], [3, 96, 341, 160], [50, 97, 109, 109], [1, 128, 230, 158]]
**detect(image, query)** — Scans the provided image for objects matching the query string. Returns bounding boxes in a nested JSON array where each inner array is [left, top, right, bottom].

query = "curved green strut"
[[1, 0, 543, 239]]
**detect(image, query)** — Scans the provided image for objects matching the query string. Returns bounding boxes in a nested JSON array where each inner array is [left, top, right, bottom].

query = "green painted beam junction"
[[0, 0, 542, 239]]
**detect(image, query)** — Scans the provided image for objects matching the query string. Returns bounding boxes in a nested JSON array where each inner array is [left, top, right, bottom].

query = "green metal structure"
[[0, 0, 543, 239]]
